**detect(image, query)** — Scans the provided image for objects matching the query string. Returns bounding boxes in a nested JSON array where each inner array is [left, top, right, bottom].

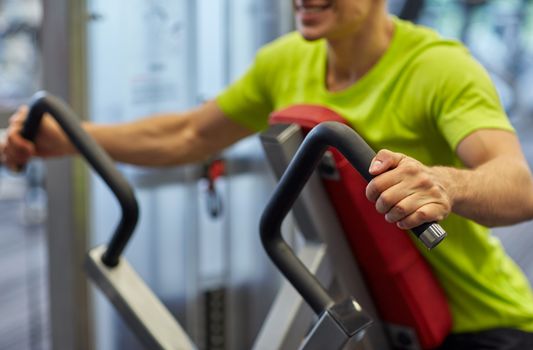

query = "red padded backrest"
[[270, 105, 452, 350]]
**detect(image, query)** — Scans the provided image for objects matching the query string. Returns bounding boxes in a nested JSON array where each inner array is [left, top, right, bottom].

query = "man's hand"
[[2, 105, 71, 171], [365, 149, 453, 230]]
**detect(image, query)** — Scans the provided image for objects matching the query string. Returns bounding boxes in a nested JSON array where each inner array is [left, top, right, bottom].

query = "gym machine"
[[21, 92, 449, 349], [255, 105, 450, 350]]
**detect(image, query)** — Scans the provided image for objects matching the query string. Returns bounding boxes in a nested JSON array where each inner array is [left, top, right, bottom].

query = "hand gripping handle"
[[21, 91, 139, 267], [260, 121, 447, 315]]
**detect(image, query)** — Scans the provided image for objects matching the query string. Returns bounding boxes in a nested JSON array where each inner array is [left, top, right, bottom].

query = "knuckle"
[[399, 219, 413, 230], [417, 174, 433, 188], [393, 204, 406, 218], [366, 183, 377, 201], [375, 198, 387, 214], [416, 208, 430, 222], [372, 178, 386, 193], [401, 161, 418, 175], [379, 192, 393, 207], [367, 180, 384, 200], [376, 149, 389, 157], [428, 185, 443, 198]]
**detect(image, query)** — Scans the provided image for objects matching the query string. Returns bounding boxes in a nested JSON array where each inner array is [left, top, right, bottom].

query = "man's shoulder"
[[394, 19, 476, 75], [411, 43, 491, 92]]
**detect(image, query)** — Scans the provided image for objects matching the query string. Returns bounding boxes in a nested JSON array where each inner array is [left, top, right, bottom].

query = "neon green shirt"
[[217, 18, 533, 333]]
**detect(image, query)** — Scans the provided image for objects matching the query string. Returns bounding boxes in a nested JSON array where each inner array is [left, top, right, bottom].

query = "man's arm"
[[2, 100, 255, 168], [365, 129, 533, 229]]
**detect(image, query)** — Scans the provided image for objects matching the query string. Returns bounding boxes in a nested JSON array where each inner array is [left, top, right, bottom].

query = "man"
[[4, 1, 533, 348]]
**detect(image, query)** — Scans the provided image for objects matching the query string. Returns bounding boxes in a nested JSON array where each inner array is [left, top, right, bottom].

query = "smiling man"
[[4, 1, 533, 349]]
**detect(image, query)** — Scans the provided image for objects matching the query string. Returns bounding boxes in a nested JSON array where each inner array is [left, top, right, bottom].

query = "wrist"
[[432, 166, 464, 214]]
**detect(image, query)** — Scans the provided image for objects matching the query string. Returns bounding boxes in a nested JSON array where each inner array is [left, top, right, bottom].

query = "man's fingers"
[[368, 149, 405, 176], [365, 151, 451, 229], [4, 131, 35, 171], [374, 182, 416, 214], [396, 203, 446, 230], [366, 155, 412, 203], [366, 174, 403, 204], [9, 105, 29, 123]]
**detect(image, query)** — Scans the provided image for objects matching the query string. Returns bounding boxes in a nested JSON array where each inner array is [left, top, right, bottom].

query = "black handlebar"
[[21, 91, 139, 267], [260, 121, 447, 316]]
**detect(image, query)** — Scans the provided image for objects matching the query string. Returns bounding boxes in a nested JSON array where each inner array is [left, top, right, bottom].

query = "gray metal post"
[[41, 1, 92, 349]]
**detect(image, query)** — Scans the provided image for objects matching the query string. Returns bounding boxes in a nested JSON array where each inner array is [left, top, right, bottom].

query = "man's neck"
[[325, 14, 395, 92]]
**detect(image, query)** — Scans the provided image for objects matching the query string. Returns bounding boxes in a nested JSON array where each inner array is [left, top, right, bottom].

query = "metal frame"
[[25, 91, 197, 350], [254, 123, 391, 350], [31, 89, 397, 349], [86, 246, 196, 350], [41, 1, 92, 349]]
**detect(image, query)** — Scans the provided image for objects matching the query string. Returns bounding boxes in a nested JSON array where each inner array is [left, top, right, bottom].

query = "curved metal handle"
[[21, 91, 139, 267], [260, 121, 447, 315]]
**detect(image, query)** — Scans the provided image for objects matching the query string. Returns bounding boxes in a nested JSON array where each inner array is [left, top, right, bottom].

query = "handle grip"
[[260, 121, 447, 315], [316, 123, 447, 249], [22, 91, 139, 267]]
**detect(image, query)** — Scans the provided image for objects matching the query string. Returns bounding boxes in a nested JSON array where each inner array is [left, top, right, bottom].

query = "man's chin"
[[298, 28, 325, 41]]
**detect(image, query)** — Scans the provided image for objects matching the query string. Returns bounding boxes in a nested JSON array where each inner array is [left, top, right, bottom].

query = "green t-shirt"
[[217, 17, 533, 333]]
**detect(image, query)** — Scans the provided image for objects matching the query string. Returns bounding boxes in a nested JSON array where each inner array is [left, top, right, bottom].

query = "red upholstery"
[[270, 105, 452, 350]]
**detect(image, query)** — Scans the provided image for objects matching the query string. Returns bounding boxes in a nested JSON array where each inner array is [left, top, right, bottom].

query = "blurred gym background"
[[1, 1, 533, 349]]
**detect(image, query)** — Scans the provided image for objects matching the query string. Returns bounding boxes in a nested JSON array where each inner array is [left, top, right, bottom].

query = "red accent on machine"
[[270, 105, 452, 350]]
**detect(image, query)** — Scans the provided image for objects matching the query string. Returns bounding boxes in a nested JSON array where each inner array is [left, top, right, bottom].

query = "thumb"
[[369, 149, 404, 175]]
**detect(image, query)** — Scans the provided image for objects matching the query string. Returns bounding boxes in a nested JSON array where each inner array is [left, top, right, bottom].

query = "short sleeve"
[[216, 48, 274, 132], [429, 46, 515, 151]]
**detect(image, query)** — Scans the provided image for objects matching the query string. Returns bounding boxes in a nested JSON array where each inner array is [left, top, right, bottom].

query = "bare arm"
[[2, 100, 255, 168], [442, 129, 533, 226], [85, 100, 254, 166], [365, 129, 533, 229]]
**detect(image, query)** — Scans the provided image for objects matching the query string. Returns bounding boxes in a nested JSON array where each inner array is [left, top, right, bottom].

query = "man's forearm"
[[435, 157, 533, 227], [84, 113, 206, 166], [81, 100, 254, 167]]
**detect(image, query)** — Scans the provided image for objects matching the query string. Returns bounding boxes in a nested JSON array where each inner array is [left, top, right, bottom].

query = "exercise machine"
[[21, 92, 450, 349], [256, 105, 450, 350]]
